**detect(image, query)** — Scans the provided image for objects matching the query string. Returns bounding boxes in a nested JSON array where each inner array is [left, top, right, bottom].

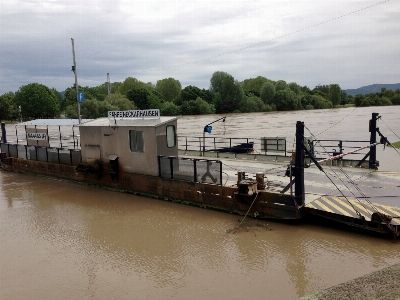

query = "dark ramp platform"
[[306, 195, 400, 236]]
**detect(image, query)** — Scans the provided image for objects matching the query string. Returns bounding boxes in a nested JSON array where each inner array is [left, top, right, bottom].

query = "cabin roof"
[[78, 116, 179, 127], [17, 119, 93, 126]]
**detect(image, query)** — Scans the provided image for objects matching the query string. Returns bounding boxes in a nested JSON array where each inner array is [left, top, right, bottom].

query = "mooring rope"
[[232, 192, 259, 234]]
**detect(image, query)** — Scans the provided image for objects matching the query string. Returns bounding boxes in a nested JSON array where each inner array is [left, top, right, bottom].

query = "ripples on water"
[[1, 107, 400, 299]]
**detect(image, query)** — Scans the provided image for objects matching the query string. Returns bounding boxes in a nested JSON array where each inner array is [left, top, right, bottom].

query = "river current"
[[1, 106, 399, 299]]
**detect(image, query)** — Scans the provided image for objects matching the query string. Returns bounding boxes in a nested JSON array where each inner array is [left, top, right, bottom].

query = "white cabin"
[[78, 110, 179, 176]]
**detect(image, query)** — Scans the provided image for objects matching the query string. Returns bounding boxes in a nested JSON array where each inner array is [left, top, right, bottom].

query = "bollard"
[[256, 172, 266, 189]]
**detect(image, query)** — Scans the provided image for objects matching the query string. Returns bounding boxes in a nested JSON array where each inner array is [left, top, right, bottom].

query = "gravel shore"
[[299, 263, 400, 300]]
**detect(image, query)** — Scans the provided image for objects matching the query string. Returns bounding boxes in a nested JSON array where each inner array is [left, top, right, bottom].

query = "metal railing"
[[158, 155, 222, 185], [312, 139, 372, 162], [0, 143, 82, 166], [177, 136, 286, 155]]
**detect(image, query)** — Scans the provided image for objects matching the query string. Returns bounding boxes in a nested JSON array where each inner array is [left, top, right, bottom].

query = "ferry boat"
[[1, 110, 399, 238]]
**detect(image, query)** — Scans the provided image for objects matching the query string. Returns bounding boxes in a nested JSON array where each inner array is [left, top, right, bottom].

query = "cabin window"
[[166, 125, 176, 148], [129, 130, 144, 152]]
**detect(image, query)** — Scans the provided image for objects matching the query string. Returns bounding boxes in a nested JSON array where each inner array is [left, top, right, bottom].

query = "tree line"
[[1, 71, 399, 121]]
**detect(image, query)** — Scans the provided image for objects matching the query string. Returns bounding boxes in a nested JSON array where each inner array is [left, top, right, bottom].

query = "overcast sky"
[[0, 0, 399, 95]]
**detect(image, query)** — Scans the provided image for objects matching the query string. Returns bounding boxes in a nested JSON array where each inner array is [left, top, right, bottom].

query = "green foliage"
[[118, 77, 150, 95], [106, 93, 136, 111], [288, 82, 301, 95], [161, 102, 180, 116], [310, 95, 333, 109], [328, 84, 341, 106], [210, 71, 232, 94], [155, 78, 182, 102], [14, 83, 60, 120], [240, 96, 271, 113], [210, 72, 244, 114], [273, 89, 300, 111], [0, 92, 15, 121], [391, 141, 400, 148], [180, 97, 215, 115], [241, 76, 270, 96], [260, 82, 275, 105], [275, 80, 287, 92], [126, 88, 151, 109]]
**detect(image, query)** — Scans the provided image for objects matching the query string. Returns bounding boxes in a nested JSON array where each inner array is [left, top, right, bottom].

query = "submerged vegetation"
[[0, 72, 399, 121]]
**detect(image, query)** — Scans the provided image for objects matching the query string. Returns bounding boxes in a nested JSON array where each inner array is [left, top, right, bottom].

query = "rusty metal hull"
[[1, 157, 304, 220]]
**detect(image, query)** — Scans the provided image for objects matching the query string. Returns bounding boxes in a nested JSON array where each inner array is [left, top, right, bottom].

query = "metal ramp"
[[306, 195, 400, 236]]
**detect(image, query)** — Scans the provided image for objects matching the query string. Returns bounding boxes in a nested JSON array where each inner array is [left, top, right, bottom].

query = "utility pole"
[[107, 73, 111, 103], [71, 38, 81, 124]]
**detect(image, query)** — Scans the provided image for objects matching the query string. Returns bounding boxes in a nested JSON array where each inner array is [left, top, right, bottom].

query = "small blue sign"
[[78, 92, 85, 103], [204, 125, 212, 134]]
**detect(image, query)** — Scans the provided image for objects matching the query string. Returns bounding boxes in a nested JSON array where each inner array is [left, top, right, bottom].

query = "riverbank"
[[299, 263, 400, 300]]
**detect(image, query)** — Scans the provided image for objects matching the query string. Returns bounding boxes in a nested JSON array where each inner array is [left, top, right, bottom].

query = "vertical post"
[[1, 122, 6, 143], [369, 112, 378, 169], [193, 159, 197, 182], [71, 38, 81, 124], [157, 155, 162, 177], [294, 121, 305, 206], [219, 161, 222, 186], [107, 73, 111, 103], [169, 157, 174, 179]]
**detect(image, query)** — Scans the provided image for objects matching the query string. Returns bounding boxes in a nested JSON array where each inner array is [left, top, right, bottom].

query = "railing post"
[[295, 121, 305, 206], [369, 112, 378, 169], [157, 155, 161, 177], [169, 157, 174, 179], [193, 159, 197, 182], [219, 161, 222, 186]]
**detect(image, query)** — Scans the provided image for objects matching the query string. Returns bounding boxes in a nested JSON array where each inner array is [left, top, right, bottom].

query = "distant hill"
[[345, 83, 400, 96]]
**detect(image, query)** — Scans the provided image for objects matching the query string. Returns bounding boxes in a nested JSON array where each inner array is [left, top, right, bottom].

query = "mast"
[[71, 38, 81, 124], [107, 73, 111, 103]]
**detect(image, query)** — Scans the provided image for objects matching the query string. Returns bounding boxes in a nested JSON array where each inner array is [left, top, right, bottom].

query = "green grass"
[[392, 141, 400, 148]]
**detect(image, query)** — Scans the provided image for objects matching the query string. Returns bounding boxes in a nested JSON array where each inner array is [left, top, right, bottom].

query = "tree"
[[118, 77, 150, 95], [328, 84, 341, 106], [155, 78, 182, 102], [14, 83, 60, 119], [288, 82, 301, 95], [215, 76, 244, 113], [210, 71, 231, 94], [106, 93, 135, 111], [0, 92, 15, 121], [161, 102, 180, 116], [273, 89, 299, 111], [275, 80, 287, 92], [241, 76, 270, 96], [354, 94, 365, 107], [310, 95, 333, 109], [260, 82, 275, 105], [126, 88, 151, 109]]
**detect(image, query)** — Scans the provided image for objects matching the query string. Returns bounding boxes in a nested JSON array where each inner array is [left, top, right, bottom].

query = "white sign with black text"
[[27, 133, 48, 140], [108, 109, 160, 119]]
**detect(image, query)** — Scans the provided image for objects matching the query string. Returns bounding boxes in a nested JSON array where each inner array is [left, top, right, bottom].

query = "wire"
[[144, 0, 390, 72]]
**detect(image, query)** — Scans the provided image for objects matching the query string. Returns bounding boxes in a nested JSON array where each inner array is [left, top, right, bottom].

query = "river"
[[1, 106, 400, 299]]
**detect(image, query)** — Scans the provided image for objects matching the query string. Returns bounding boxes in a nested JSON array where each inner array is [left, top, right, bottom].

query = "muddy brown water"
[[1, 106, 400, 299]]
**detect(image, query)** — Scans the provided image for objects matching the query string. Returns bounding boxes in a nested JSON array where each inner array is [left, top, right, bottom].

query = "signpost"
[[78, 92, 85, 103]]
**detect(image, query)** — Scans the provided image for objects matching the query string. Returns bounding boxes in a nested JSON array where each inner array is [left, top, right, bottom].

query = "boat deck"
[[181, 152, 400, 235], [306, 195, 400, 235]]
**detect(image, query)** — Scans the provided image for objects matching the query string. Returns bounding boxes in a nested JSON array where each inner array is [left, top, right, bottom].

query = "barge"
[[1, 110, 399, 238]]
